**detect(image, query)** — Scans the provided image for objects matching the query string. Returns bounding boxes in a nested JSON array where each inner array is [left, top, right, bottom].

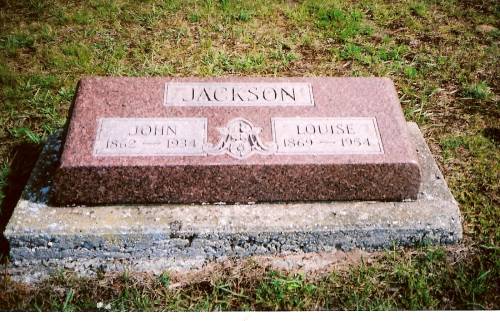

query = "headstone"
[[52, 77, 421, 205], [5, 122, 462, 281]]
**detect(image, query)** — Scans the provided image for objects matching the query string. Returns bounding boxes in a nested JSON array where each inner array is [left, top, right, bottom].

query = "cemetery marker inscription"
[[94, 118, 207, 156], [164, 82, 314, 107], [52, 77, 421, 205]]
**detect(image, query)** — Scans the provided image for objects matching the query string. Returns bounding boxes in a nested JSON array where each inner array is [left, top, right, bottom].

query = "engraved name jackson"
[[181, 86, 298, 103], [164, 82, 314, 107]]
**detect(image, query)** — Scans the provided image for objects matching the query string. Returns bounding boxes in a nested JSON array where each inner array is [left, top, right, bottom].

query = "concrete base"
[[3, 122, 462, 282]]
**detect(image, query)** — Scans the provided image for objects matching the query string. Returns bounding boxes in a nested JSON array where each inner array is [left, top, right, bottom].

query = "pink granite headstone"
[[51, 77, 421, 205]]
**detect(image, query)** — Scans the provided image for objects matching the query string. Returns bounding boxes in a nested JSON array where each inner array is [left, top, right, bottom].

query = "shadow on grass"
[[0, 143, 42, 264]]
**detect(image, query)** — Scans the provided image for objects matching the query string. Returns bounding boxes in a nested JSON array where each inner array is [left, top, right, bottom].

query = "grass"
[[0, 0, 499, 311], [463, 81, 493, 100], [0, 246, 497, 311]]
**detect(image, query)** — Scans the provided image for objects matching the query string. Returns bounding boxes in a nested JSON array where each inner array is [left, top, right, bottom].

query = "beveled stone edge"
[[51, 114, 423, 205]]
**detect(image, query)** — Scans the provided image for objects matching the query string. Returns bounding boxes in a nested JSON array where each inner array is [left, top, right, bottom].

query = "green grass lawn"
[[0, 0, 498, 311]]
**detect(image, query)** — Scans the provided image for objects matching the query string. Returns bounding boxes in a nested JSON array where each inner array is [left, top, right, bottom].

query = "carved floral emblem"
[[204, 118, 275, 159]]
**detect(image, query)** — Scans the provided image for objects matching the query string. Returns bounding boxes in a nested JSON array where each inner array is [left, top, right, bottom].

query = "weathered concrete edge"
[[3, 122, 462, 281]]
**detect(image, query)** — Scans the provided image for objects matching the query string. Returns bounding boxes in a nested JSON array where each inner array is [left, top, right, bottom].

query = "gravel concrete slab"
[[3, 122, 462, 282]]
